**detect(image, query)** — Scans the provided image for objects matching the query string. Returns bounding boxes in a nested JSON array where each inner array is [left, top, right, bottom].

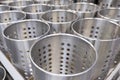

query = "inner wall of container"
[[68, 3, 98, 12], [99, 8, 120, 21], [23, 4, 51, 13], [0, 67, 5, 80], [0, 12, 25, 23], [4, 21, 49, 40], [72, 19, 120, 40], [31, 35, 96, 74], [9, 1, 33, 7], [42, 11, 78, 22]]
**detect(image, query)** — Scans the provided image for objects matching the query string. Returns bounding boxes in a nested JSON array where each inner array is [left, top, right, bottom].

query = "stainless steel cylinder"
[[0, 66, 6, 80], [98, 8, 120, 24], [0, 5, 10, 11], [3, 20, 50, 79], [48, 0, 73, 9], [8, 1, 34, 10], [41, 10, 78, 33], [68, 2, 99, 18], [0, 11, 25, 51], [30, 33, 97, 80], [23, 4, 52, 19], [71, 18, 120, 80], [99, 0, 120, 9]]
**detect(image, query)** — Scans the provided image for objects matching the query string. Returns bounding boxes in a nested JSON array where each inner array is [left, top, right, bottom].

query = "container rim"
[[0, 66, 6, 80]]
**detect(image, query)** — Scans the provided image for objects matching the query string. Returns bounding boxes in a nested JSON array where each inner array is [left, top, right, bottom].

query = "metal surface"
[[0, 11, 25, 52], [0, 65, 6, 80], [71, 18, 120, 80], [8, 1, 34, 10], [0, 5, 10, 11], [3, 20, 50, 79], [48, 0, 73, 9], [30, 33, 97, 80], [68, 2, 99, 18], [34, 0, 51, 4], [41, 10, 78, 33], [99, 0, 120, 9], [23, 4, 52, 19], [0, 50, 25, 80], [74, 0, 95, 3], [98, 8, 120, 24]]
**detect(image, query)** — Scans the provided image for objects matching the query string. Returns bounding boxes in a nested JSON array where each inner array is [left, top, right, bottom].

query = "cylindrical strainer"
[[0, 5, 10, 11], [48, 0, 73, 9], [0, 11, 25, 51], [71, 18, 120, 80], [68, 2, 99, 18], [41, 10, 78, 33], [0, 66, 6, 80], [22, 4, 52, 19], [99, 0, 120, 9], [30, 33, 97, 80], [3, 20, 50, 79], [8, 1, 34, 10], [98, 8, 120, 24]]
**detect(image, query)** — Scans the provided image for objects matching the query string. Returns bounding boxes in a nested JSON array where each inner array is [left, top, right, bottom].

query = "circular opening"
[[42, 10, 78, 23], [23, 4, 51, 13], [0, 11, 25, 23], [9, 1, 33, 8], [68, 2, 99, 13], [0, 66, 6, 80], [3, 20, 50, 40], [72, 18, 120, 41], [30, 34, 97, 76], [99, 8, 120, 22]]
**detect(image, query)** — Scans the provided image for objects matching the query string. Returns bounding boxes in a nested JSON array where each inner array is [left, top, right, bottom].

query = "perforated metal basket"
[[3, 20, 50, 79], [99, 0, 120, 9], [0, 5, 10, 11], [0, 11, 25, 51], [0, 66, 6, 80], [41, 10, 78, 33], [30, 33, 97, 80], [68, 2, 99, 18], [98, 8, 120, 24], [48, 0, 73, 9], [23, 4, 52, 19], [8, 1, 34, 10], [71, 18, 120, 80]]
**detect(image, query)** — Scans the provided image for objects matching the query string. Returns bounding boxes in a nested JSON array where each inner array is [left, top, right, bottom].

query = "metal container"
[[0, 66, 6, 80], [68, 2, 99, 18], [8, 1, 34, 10], [41, 10, 78, 33], [71, 18, 120, 80], [3, 20, 50, 79], [99, 0, 120, 9], [98, 8, 120, 24], [30, 33, 97, 80], [0, 11, 25, 51], [23, 4, 52, 19], [0, 5, 10, 11], [48, 0, 73, 9]]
